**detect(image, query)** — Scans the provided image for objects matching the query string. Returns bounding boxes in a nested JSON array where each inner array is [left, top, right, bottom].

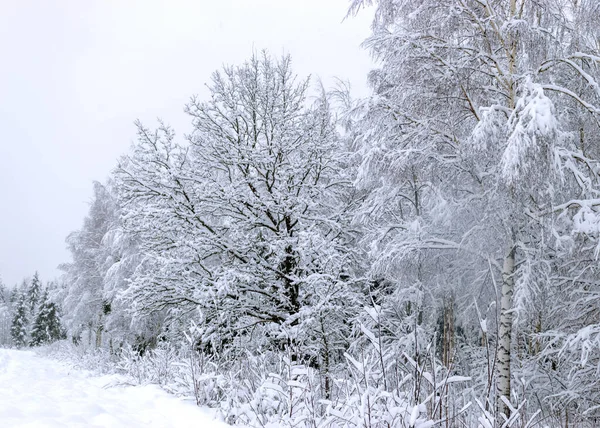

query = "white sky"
[[0, 0, 373, 287]]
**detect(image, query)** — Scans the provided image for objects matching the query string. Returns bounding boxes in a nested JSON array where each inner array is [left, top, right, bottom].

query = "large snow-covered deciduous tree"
[[349, 0, 600, 421], [115, 53, 361, 363]]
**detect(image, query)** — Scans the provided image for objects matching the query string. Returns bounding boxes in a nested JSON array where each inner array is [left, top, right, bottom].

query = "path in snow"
[[0, 348, 229, 427]]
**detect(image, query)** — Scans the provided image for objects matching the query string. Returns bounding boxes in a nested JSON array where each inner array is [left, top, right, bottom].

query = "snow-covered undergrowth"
[[38, 339, 480, 428]]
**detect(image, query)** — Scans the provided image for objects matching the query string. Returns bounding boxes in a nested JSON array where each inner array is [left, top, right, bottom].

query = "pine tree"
[[10, 293, 29, 347]]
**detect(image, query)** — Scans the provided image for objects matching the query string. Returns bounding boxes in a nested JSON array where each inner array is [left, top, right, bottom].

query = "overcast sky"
[[0, 0, 373, 287]]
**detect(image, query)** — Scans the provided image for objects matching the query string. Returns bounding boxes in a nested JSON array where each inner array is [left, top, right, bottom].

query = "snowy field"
[[0, 349, 229, 427]]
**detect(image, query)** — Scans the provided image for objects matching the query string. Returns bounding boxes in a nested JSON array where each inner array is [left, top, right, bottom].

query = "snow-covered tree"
[[349, 0, 600, 421], [28, 272, 42, 314], [29, 290, 65, 346], [61, 181, 138, 348], [0, 278, 11, 345], [0, 277, 8, 305], [10, 293, 29, 348], [115, 52, 361, 362]]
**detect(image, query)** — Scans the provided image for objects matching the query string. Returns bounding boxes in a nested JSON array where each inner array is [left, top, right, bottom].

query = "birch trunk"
[[95, 325, 103, 349], [496, 0, 519, 418], [497, 244, 516, 417]]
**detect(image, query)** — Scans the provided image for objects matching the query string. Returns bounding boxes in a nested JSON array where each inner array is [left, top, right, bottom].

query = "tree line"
[[4, 1, 600, 426], [0, 273, 65, 347]]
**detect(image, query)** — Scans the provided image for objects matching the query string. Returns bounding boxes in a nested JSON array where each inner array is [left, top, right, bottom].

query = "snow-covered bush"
[[38, 340, 116, 375]]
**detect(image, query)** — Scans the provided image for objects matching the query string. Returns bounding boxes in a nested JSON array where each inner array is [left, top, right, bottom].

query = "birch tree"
[[61, 181, 138, 348], [349, 0, 600, 420], [0, 279, 10, 345]]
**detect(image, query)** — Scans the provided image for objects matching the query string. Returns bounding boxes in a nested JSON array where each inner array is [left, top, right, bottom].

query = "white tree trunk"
[[497, 244, 516, 417]]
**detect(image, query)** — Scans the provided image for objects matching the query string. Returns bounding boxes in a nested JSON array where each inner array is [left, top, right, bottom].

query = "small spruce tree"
[[10, 293, 29, 347], [30, 291, 65, 346], [28, 272, 42, 313]]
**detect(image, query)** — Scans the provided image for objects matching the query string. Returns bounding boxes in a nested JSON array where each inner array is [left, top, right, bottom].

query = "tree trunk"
[[321, 325, 331, 400], [442, 296, 454, 368], [95, 324, 103, 349], [497, 244, 516, 417]]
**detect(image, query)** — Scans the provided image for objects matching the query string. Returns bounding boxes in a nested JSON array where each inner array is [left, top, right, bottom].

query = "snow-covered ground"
[[0, 348, 229, 427]]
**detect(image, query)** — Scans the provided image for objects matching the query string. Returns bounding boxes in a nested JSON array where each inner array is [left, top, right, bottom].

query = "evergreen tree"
[[30, 290, 65, 346], [10, 293, 29, 347], [28, 272, 42, 313], [11, 279, 27, 304]]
